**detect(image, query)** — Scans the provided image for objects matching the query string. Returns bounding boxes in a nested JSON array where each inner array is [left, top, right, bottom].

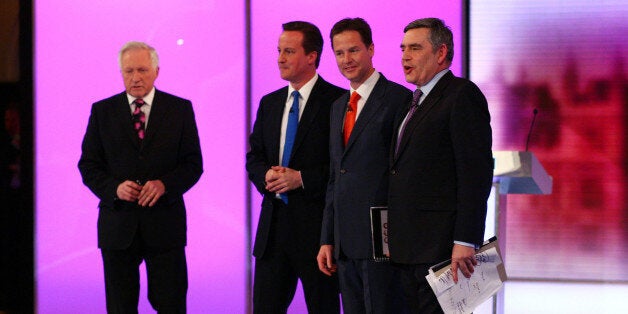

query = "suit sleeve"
[[159, 101, 204, 196], [320, 150, 336, 245], [78, 104, 121, 206], [450, 82, 493, 246], [246, 98, 271, 195]]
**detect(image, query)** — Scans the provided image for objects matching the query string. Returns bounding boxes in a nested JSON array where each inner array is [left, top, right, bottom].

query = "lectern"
[[483, 151, 552, 314]]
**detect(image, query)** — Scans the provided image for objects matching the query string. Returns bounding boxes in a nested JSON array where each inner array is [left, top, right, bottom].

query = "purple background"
[[34, 0, 459, 312]]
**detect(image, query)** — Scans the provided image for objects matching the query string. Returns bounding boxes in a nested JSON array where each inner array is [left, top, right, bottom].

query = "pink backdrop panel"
[[35, 1, 246, 312]]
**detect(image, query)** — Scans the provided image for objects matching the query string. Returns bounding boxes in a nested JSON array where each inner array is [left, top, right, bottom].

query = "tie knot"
[[134, 98, 145, 107], [348, 91, 360, 111], [412, 89, 422, 107], [292, 91, 300, 99]]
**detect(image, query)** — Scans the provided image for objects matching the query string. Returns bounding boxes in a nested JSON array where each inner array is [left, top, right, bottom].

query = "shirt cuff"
[[454, 240, 478, 249]]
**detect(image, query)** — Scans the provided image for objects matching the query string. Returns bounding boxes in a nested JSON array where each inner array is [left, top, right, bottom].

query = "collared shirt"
[[350, 70, 380, 120], [126, 87, 156, 127], [278, 73, 318, 164]]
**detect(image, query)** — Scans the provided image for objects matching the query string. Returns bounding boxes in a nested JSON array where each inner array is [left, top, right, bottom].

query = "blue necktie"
[[280, 90, 300, 203]]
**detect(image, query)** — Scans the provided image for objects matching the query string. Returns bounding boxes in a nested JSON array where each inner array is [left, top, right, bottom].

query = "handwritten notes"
[[426, 246, 506, 314]]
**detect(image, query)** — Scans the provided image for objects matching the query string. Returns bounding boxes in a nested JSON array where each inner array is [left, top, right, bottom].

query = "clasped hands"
[[264, 166, 302, 193], [116, 179, 165, 207]]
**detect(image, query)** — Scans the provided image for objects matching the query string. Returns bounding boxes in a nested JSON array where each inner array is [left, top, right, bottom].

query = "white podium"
[[483, 151, 552, 314]]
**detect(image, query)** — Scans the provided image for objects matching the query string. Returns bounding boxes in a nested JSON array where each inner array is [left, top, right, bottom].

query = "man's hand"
[[316, 245, 337, 276], [264, 166, 302, 194], [138, 180, 166, 207], [451, 243, 478, 283], [116, 180, 142, 202]]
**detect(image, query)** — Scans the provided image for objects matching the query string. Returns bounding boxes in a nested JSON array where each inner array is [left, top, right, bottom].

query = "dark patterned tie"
[[280, 91, 300, 203], [132, 99, 146, 140], [395, 89, 423, 156]]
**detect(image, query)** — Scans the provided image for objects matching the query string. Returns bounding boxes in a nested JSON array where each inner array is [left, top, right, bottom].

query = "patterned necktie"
[[395, 89, 423, 156], [343, 91, 361, 146], [132, 98, 146, 140], [280, 91, 300, 203]]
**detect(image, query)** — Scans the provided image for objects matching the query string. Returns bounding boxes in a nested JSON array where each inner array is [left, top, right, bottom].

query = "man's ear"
[[437, 44, 448, 64]]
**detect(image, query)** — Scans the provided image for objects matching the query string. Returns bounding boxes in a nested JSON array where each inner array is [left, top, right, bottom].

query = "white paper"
[[426, 247, 504, 314]]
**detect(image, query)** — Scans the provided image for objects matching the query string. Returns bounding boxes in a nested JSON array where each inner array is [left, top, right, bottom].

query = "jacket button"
[[340, 169, 347, 174], [390, 169, 396, 175]]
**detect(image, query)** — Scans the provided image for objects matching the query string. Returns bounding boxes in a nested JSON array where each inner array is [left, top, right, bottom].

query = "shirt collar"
[[350, 70, 380, 100], [288, 73, 318, 104], [419, 69, 449, 97], [127, 87, 156, 106]]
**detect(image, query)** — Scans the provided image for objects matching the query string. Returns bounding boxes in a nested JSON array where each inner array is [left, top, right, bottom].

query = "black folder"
[[370, 206, 389, 262]]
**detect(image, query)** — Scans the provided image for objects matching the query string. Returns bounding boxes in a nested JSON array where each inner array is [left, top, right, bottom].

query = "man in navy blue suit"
[[317, 18, 412, 314], [246, 21, 345, 313], [389, 18, 493, 313], [79, 41, 203, 313]]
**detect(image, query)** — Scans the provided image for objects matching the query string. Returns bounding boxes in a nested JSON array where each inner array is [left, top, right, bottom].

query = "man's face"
[[332, 30, 374, 89], [401, 27, 446, 86], [277, 31, 316, 85], [121, 48, 159, 98]]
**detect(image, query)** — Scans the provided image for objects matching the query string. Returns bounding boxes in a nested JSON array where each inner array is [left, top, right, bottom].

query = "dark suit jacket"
[[321, 74, 411, 259], [246, 76, 345, 259], [388, 71, 493, 264], [78, 89, 203, 250]]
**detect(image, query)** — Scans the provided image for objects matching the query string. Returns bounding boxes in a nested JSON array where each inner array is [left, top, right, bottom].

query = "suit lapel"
[[290, 77, 324, 158], [141, 89, 168, 150], [270, 88, 289, 164], [332, 92, 350, 154], [393, 71, 453, 162], [344, 75, 388, 151]]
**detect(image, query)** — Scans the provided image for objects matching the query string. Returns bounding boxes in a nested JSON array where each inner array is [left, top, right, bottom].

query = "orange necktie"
[[343, 91, 361, 146]]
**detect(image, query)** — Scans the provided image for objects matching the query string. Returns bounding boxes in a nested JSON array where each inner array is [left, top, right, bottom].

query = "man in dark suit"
[[316, 18, 411, 314], [78, 41, 203, 313], [246, 21, 345, 314], [389, 18, 493, 313]]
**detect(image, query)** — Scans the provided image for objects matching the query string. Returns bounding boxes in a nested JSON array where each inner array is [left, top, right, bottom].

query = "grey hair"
[[118, 41, 159, 69], [404, 18, 454, 63]]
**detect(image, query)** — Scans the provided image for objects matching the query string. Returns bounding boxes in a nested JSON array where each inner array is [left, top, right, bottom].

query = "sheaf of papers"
[[425, 247, 505, 314]]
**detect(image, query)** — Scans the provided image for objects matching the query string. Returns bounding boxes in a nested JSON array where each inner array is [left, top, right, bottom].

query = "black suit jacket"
[[78, 89, 203, 250], [246, 76, 345, 259], [388, 71, 493, 264], [321, 74, 411, 259]]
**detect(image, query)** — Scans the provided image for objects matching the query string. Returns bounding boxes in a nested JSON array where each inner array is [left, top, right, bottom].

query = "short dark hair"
[[330, 17, 373, 49], [404, 18, 454, 63], [282, 21, 323, 68]]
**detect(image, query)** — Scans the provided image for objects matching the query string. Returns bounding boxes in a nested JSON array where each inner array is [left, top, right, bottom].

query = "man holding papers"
[[388, 18, 493, 313]]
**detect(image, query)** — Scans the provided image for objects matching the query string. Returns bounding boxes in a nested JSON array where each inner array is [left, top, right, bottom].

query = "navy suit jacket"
[[78, 89, 203, 250], [388, 71, 493, 264], [321, 74, 412, 259], [246, 76, 345, 259]]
